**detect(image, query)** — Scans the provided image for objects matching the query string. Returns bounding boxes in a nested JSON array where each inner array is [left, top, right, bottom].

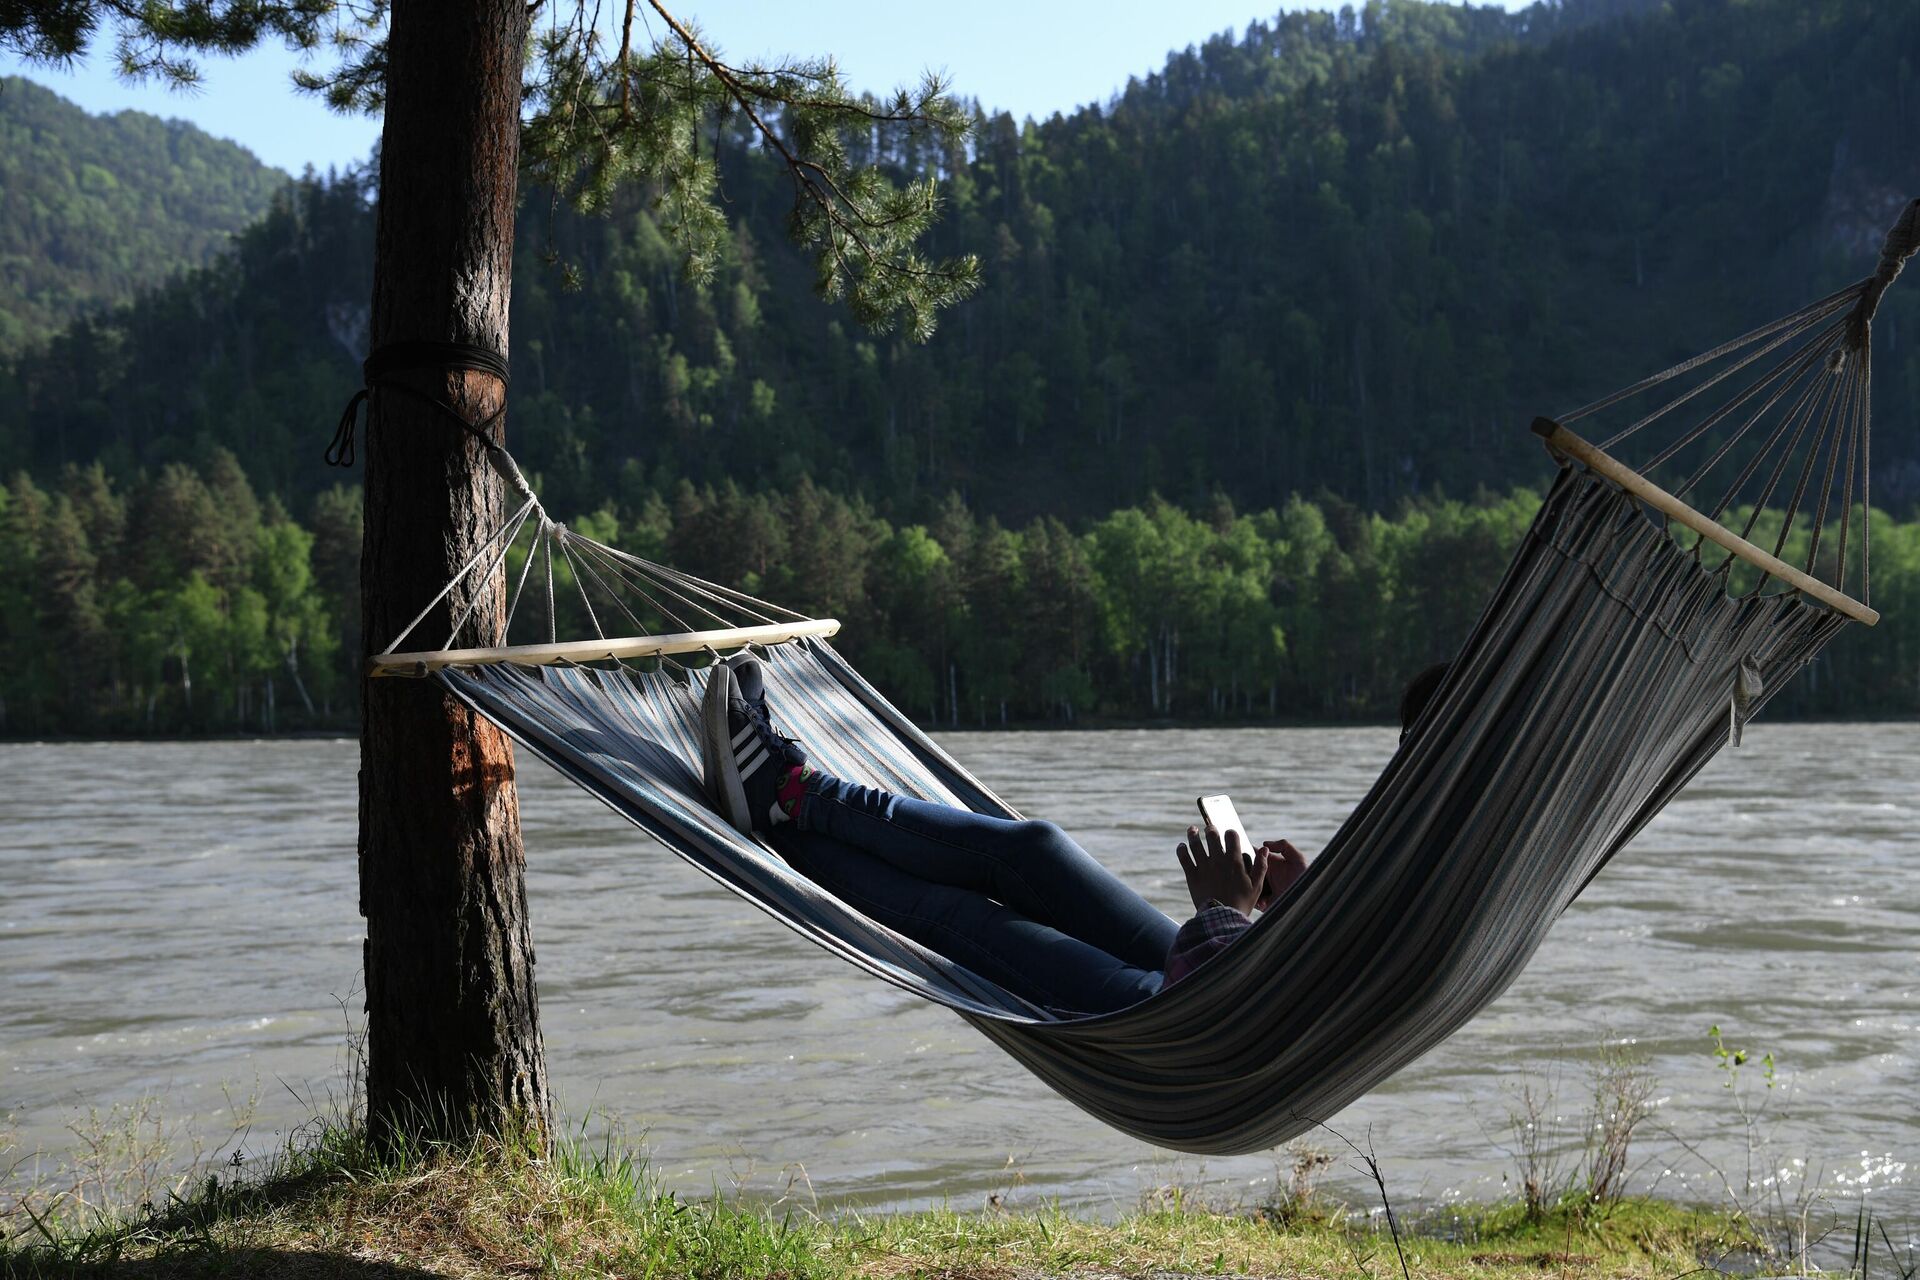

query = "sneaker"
[[702, 653, 808, 836]]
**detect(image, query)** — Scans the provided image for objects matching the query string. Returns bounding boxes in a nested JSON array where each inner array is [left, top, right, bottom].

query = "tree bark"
[[358, 0, 548, 1149]]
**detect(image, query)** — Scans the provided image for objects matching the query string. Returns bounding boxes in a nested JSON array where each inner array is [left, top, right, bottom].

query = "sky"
[[1, 1, 1526, 174]]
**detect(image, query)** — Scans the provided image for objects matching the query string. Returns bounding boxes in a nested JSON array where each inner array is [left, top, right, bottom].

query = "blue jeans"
[[770, 774, 1178, 1015]]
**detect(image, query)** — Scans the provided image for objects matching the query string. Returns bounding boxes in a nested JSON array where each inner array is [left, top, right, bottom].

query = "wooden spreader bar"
[[368, 618, 843, 677], [1532, 418, 1878, 627]]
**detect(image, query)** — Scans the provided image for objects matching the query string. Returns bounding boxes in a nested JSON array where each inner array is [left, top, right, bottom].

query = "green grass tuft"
[[1, 1119, 1772, 1280]]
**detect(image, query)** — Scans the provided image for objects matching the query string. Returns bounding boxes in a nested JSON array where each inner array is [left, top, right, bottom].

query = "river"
[[1, 725, 1912, 1220]]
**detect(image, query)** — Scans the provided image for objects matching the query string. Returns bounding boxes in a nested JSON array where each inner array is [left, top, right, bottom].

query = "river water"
[[1, 726, 1913, 1220]]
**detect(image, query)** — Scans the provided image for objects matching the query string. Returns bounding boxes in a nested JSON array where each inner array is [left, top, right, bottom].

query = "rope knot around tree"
[[1846, 196, 1920, 351], [325, 339, 513, 468], [1875, 197, 1920, 283]]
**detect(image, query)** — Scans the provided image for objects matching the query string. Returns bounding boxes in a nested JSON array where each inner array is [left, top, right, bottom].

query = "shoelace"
[[735, 695, 806, 766]]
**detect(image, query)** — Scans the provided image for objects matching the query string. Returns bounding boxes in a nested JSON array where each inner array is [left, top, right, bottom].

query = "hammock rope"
[[1557, 197, 1918, 610], [325, 339, 515, 470], [342, 200, 1912, 1154]]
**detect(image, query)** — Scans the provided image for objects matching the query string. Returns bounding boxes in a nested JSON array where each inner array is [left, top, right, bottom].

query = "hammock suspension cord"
[[1547, 197, 1918, 614], [325, 339, 516, 471]]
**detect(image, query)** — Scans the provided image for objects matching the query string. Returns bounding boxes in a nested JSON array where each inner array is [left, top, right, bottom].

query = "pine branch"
[[1, 0, 334, 87], [519, 0, 980, 340]]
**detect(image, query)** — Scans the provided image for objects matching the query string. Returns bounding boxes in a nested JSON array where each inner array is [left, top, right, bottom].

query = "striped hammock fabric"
[[438, 466, 1847, 1154]]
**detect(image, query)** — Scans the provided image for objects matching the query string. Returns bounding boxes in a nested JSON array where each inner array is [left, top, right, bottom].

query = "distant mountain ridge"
[[0, 75, 287, 355]]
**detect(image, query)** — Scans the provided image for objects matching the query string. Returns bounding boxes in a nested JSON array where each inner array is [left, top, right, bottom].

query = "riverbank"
[[1, 1123, 1774, 1280]]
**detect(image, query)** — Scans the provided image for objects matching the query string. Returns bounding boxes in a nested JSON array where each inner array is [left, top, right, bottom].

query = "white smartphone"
[[1196, 793, 1251, 861]]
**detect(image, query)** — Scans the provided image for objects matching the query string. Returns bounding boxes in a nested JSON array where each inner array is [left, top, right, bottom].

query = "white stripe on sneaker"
[[731, 721, 756, 749], [738, 745, 769, 779]]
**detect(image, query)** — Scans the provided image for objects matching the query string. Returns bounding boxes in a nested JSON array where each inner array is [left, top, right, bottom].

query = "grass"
[[0, 1120, 1769, 1280]]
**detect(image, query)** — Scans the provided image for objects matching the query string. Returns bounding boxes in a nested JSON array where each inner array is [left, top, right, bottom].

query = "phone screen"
[[1196, 793, 1249, 859]]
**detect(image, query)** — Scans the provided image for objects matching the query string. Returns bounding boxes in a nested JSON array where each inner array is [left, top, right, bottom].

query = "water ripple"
[[0, 724, 1913, 1216]]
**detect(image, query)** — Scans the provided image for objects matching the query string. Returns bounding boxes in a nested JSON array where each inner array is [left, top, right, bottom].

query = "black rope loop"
[[1843, 196, 1920, 354], [326, 339, 512, 467], [1873, 197, 1920, 287]]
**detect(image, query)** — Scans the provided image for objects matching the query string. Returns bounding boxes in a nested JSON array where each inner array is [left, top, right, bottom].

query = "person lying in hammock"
[[702, 654, 1449, 1018]]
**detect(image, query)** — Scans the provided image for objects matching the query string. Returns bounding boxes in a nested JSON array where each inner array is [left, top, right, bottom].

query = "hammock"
[[365, 200, 1913, 1155]]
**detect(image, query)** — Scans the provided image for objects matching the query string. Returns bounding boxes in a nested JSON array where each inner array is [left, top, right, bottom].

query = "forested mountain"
[[3, 0, 1914, 521], [2, 0, 1918, 737], [0, 76, 287, 356]]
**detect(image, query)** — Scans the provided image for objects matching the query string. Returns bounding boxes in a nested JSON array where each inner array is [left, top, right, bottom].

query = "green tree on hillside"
[[0, 75, 287, 353], [5, 454, 1917, 733]]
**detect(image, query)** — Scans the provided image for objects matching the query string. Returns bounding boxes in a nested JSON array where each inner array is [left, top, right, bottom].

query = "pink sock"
[[774, 764, 813, 820]]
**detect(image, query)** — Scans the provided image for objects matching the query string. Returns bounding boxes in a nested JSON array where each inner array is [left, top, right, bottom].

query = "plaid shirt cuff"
[[1161, 902, 1251, 989]]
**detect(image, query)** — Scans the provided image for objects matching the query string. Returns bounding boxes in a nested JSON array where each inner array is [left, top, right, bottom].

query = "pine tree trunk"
[[358, 0, 549, 1150]]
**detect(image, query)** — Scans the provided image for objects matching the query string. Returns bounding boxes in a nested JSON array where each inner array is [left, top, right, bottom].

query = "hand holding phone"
[[1179, 795, 1267, 916], [1256, 838, 1309, 911], [1194, 794, 1309, 913], [1196, 793, 1250, 862]]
